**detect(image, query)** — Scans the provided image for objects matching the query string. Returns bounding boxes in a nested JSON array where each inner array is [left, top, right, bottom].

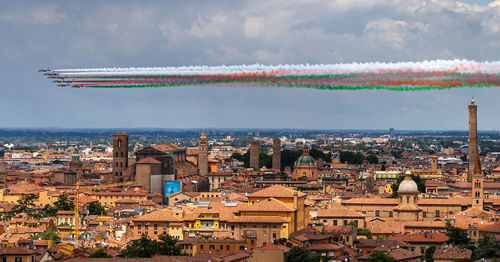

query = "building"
[[198, 129, 208, 175], [292, 149, 317, 180], [112, 132, 129, 183], [393, 172, 423, 221], [272, 138, 281, 170], [468, 98, 478, 182], [250, 141, 260, 170]]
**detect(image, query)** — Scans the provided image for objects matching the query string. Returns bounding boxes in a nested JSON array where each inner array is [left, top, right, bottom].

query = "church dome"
[[295, 149, 316, 167], [398, 172, 419, 193]]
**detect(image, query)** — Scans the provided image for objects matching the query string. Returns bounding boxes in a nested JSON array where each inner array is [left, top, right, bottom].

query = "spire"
[[199, 128, 208, 138], [471, 97, 475, 104]]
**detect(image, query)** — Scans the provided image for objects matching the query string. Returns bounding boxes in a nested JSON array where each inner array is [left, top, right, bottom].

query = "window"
[[389, 211, 393, 218], [209, 245, 214, 250], [375, 210, 380, 217], [154, 224, 158, 230], [15, 257, 22, 262], [343, 220, 348, 226], [323, 220, 327, 223], [421, 247, 425, 254], [435, 210, 440, 218], [145, 225, 149, 230], [333, 220, 337, 226], [273, 233, 277, 238], [200, 245, 204, 249], [423, 212, 427, 218]]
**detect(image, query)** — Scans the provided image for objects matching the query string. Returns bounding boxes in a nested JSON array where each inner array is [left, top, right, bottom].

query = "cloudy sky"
[[1, 0, 499, 130]]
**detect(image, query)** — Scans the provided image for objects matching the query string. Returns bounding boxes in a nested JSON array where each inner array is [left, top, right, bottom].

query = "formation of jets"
[[39, 68, 74, 88]]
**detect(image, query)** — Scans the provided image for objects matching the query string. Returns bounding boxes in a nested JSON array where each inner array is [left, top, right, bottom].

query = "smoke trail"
[[42, 60, 500, 90]]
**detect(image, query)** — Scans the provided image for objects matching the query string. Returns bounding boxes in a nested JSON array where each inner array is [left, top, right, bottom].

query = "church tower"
[[472, 156, 484, 210], [468, 98, 478, 182], [0, 158, 7, 186], [113, 132, 129, 183], [272, 138, 281, 170], [198, 129, 208, 175]]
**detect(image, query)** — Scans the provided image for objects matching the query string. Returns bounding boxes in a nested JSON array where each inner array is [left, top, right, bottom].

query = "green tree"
[[473, 238, 500, 259], [54, 193, 74, 211], [309, 149, 331, 162], [340, 151, 365, 164], [281, 150, 303, 170], [157, 234, 181, 256], [367, 252, 395, 262], [424, 245, 436, 262], [366, 155, 379, 164], [391, 175, 425, 198], [347, 220, 358, 228], [285, 246, 310, 262], [357, 228, 373, 239], [445, 221, 469, 246], [121, 235, 159, 258], [89, 249, 112, 258], [32, 231, 61, 243], [40, 204, 58, 218], [87, 202, 106, 216], [12, 194, 39, 218]]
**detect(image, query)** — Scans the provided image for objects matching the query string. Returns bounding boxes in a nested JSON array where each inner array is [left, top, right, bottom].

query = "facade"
[[198, 129, 208, 175], [272, 138, 281, 170], [112, 132, 129, 183], [250, 140, 260, 170]]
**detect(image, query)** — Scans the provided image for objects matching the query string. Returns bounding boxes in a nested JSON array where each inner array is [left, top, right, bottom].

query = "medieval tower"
[[113, 132, 129, 183], [272, 138, 281, 170], [198, 129, 208, 175], [250, 140, 260, 170], [468, 98, 478, 182]]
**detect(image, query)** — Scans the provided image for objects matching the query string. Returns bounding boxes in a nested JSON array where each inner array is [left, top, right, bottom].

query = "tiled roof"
[[133, 209, 182, 222], [151, 144, 183, 152], [248, 185, 306, 198], [136, 157, 161, 164], [305, 243, 344, 251], [231, 215, 288, 223], [0, 247, 36, 255], [342, 198, 398, 205], [433, 245, 472, 260], [240, 198, 295, 212], [316, 208, 365, 218], [389, 232, 449, 243]]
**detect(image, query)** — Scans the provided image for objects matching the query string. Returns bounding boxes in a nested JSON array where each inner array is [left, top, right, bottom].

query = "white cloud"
[[0, 5, 66, 25]]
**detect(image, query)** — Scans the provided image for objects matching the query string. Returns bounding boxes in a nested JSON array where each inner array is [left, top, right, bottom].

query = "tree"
[[12, 194, 39, 218], [367, 252, 395, 262], [32, 231, 61, 243], [121, 236, 159, 258], [285, 246, 310, 262], [309, 149, 331, 162], [473, 238, 500, 259], [54, 193, 74, 211], [391, 175, 425, 198], [357, 228, 373, 239], [340, 151, 364, 164], [87, 202, 106, 216], [157, 234, 181, 256], [347, 220, 358, 228], [40, 204, 58, 218], [366, 155, 379, 164], [89, 249, 112, 258], [445, 221, 470, 246], [424, 245, 436, 262]]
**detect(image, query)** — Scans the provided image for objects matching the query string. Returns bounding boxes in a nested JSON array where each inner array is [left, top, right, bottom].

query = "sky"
[[0, 0, 499, 130]]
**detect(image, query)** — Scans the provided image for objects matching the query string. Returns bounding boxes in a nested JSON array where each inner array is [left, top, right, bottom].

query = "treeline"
[[232, 149, 331, 170]]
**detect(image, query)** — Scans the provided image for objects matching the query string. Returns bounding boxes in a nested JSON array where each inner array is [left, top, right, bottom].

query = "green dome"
[[295, 154, 315, 167]]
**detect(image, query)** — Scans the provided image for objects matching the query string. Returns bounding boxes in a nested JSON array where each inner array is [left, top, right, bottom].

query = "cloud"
[[0, 4, 66, 25]]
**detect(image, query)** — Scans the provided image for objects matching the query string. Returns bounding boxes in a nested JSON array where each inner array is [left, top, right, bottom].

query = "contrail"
[[41, 59, 500, 91]]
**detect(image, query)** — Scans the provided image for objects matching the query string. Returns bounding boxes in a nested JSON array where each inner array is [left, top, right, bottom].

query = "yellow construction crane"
[[63, 180, 135, 240]]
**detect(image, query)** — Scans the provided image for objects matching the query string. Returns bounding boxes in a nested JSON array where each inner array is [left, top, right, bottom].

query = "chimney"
[[293, 192, 298, 209]]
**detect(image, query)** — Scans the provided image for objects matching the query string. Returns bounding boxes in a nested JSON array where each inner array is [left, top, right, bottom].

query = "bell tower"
[[198, 129, 208, 175], [113, 132, 129, 183]]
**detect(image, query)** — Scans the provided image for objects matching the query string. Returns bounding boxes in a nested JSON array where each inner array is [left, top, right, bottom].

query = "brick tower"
[[250, 140, 260, 170], [198, 129, 208, 175], [113, 132, 129, 183], [468, 98, 478, 182], [272, 138, 281, 170], [430, 155, 438, 170], [472, 156, 484, 210]]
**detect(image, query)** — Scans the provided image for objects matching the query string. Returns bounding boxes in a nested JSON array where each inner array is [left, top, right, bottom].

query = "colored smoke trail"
[[41, 59, 500, 91]]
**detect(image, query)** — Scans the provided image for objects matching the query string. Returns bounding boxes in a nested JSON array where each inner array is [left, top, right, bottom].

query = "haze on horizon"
[[1, 0, 500, 130]]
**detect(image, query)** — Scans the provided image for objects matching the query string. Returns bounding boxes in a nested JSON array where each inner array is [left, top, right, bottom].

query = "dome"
[[295, 149, 316, 167], [398, 175, 419, 193]]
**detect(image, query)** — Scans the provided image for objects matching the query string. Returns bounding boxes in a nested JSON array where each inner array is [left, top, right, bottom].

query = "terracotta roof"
[[248, 185, 306, 198], [0, 247, 36, 255], [257, 244, 284, 251], [389, 232, 449, 243], [151, 144, 183, 152], [342, 198, 398, 205], [304, 243, 344, 251], [316, 208, 365, 218], [388, 248, 422, 261], [133, 209, 182, 222], [136, 157, 161, 164], [240, 198, 295, 212], [433, 245, 472, 260]]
